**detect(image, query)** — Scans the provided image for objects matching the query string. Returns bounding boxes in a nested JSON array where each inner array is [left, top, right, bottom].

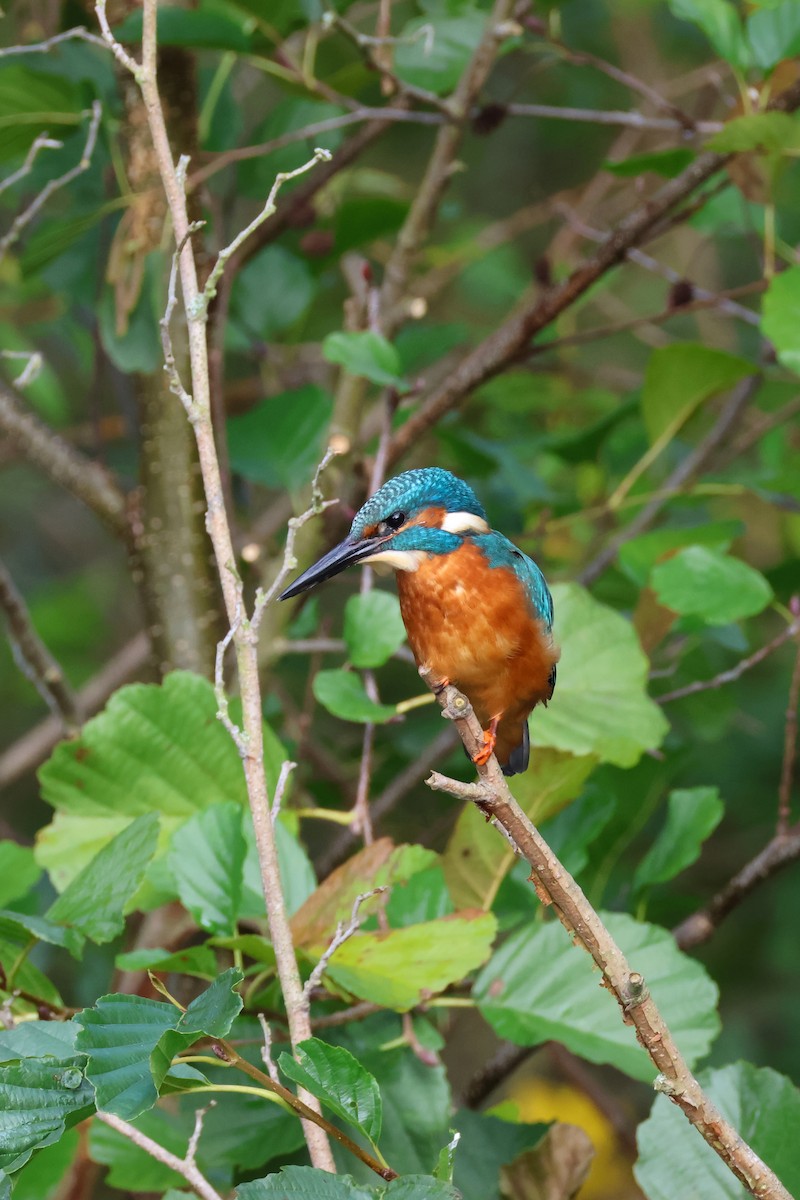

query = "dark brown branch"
[[0, 631, 150, 789], [673, 824, 800, 951], [385, 74, 800, 469], [0, 557, 81, 729], [423, 670, 793, 1200], [0, 378, 129, 538]]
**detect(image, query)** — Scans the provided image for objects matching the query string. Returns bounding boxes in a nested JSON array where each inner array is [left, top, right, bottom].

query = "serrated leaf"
[[46, 813, 159, 944], [113, 6, 252, 51], [634, 787, 724, 893], [532, 584, 668, 768], [618, 521, 743, 586], [0, 845, 40, 908], [762, 264, 800, 373], [324, 911, 497, 1011], [6, 1127, 78, 1200], [313, 670, 397, 724], [36, 672, 285, 891], [635, 1063, 800, 1199], [344, 592, 407, 669], [443, 750, 596, 910], [0, 1055, 94, 1173], [75, 970, 243, 1119], [0, 911, 83, 960], [279, 1039, 382, 1146], [322, 331, 409, 390], [0, 1021, 76, 1064], [237, 1166, 375, 1199], [475, 912, 719, 1081], [169, 803, 246, 935], [641, 344, 752, 446], [650, 546, 773, 624]]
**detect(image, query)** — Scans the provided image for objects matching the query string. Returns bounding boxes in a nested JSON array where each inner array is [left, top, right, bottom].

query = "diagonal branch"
[[96, 1111, 222, 1200], [422, 669, 792, 1200], [0, 558, 81, 729], [385, 74, 800, 468], [0, 378, 129, 539]]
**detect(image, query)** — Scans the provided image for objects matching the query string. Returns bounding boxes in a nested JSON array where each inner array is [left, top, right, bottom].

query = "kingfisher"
[[280, 467, 558, 775]]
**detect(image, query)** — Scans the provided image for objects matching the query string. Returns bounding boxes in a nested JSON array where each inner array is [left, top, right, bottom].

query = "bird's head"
[[279, 467, 489, 600]]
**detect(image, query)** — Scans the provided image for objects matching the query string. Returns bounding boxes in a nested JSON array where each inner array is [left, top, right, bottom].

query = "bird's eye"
[[384, 510, 406, 531]]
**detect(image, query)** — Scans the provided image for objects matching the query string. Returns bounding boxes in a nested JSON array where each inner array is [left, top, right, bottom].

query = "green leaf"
[[46, 813, 159, 944], [241, 818, 316, 920], [668, 0, 749, 69], [237, 1166, 375, 1199], [324, 911, 497, 1011], [6, 1127, 78, 1200], [75, 969, 243, 1119], [394, 6, 489, 95], [344, 591, 407, 669], [322, 332, 409, 390], [707, 111, 800, 154], [384, 1181, 460, 1200], [604, 148, 694, 178], [169, 803, 246, 935], [443, 749, 596, 910], [279, 1039, 382, 1145], [650, 546, 773, 624], [113, 6, 252, 51], [0, 67, 83, 161], [227, 386, 333, 493], [0, 911, 83, 960], [114, 945, 219, 979], [36, 672, 285, 891], [641, 344, 752, 445], [635, 1063, 800, 1199], [0, 845, 40, 908], [762, 264, 800, 373], [634, 788, 724, 893], [618, 520, 743, 586], [0, 1021, 77, 1064], [747, 1, 800, 70], [229, 246, 315, 341], [0, 1055, 94, 1173], [474, 912, 719, 1082], [313, 671, 397, 724], [531, 584, 668, 768]]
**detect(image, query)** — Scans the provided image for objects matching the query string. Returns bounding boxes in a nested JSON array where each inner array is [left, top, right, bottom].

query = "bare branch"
[[303, 888, 388, 1000], [0, 134, 63, 197], [0, 377, 129, 538], [94, 0, 141, 75], [423, 670, 794, 1200], [271, 760, 296, 826], [506, 102, 722, 134], [658, 613, 800, 705], [257, 1012, 280, 1083], [0, 350, 43, 389], [0, 632, 149, 790], [0, 26, 107, 58], [0, 101, 103, 262], [0, 558, 81, 729], [777, 614, 800, 836], [96, 1112, 222, 1200]]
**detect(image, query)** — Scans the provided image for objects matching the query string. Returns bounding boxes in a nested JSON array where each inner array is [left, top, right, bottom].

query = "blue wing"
[[476, 532, 554, 631]]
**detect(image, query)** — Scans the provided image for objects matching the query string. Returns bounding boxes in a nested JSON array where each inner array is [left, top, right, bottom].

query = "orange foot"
[[472, 716, 501, 766]]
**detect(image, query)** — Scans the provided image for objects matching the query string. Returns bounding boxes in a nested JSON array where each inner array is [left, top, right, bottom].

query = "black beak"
[[278, 534, 390, 600]]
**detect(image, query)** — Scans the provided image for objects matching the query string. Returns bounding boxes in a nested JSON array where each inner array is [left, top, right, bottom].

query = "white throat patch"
[[440, 511, 490, 535], [361, 548, 426, 573]]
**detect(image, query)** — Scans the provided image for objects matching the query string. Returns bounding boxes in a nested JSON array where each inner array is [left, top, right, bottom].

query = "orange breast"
[[397, 542, 558, 763]]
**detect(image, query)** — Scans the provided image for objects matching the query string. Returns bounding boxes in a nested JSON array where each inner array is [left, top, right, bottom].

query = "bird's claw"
[[472, 727, 497, 766]]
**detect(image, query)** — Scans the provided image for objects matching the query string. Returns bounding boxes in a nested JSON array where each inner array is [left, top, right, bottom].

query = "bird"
[[279, 467, 558, 775]]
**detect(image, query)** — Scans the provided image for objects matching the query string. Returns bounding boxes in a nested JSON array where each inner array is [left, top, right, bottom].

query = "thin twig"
[[658, 614, 800, 705], [271, 760, 296, 826], [506, 102, 721, 134], [98, 0, 335, 1168], [674, 821, 800, 951], [0, 350, 44, 389], [96, 1112, 222, 1200], [0, 101, 103, 261], [0, 559, 81, 729], [0, 632, 150, 789], [422, 670, 793, 1200], [0, 134, 63, 196], [0, 25, 108, 57], [0, 378, 129, 538], [257, 1013, 280, 1083], [777, 615, 800, 835], [303, 888, 388, 1000]]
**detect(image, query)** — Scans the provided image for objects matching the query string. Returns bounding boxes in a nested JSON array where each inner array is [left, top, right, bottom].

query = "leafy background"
[[1, 0, 800, 1197]]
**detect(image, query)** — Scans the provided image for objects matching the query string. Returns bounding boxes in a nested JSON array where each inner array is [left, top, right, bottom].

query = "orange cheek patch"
[[404, 507, 446, 530]]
